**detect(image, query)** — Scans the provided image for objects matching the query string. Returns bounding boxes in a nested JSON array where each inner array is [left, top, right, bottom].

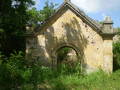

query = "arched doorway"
[[51, 43, 83, 72], [56, 46, 78, 65]]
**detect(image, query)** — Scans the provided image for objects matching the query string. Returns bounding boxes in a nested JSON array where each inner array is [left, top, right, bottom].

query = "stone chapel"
[[26, 0, 116, 73]]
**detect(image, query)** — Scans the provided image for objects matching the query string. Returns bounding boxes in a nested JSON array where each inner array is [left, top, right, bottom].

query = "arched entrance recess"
[[51, 43, 83, 70]]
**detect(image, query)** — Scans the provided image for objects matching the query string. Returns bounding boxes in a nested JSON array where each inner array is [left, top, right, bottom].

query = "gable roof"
[[33, 1, 103, 35]]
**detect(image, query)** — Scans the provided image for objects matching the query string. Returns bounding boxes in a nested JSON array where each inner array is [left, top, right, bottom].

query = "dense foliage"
[[113, 41, 120, 71], [0, 51, 81, 89], [0, 52, 120, 89], [0, 0, 34, 56], [27, 0, 57, 27], [57, 47, 71, 63], [0, 0, 56, 56]]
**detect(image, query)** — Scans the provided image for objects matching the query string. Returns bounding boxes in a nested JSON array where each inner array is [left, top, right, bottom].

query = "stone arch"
[[51, 43, 83, 70]]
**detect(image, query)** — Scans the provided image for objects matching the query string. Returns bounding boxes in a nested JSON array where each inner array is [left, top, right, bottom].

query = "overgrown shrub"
[[57, 47, 71, 63], [1, 49, 120, 90], [113, 42, 120, 70], [0, 52, 32, 90], [57, 62, 81, 76]]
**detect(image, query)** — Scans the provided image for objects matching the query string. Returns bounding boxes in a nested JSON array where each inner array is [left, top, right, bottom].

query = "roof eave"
[[33, 1, 102, 36]]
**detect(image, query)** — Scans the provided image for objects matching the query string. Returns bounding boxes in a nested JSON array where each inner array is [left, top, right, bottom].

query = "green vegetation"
[[0, 0, 120, 90], [113, 42, 120, 70], [27, 0, 57, 27], [0, 51, 120, 90], [0, 41, 120, 90], [57, 47, 72, 63], [0, 0, 56, 56], [49, 70, 120, 90], [0, 0, 34, 56]]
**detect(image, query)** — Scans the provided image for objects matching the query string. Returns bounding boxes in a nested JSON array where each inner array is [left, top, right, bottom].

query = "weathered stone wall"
[[103, 36, 113, 73], [26, 9, 113, 73]]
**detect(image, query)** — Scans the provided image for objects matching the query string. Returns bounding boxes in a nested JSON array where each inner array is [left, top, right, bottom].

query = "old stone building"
[[26, 0, 116, 73]]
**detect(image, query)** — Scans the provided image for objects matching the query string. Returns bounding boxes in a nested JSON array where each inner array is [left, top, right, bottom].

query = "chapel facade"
[[26, 0, 116, 73]]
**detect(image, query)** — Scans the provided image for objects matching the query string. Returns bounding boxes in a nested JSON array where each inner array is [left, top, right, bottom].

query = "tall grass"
[[44, 70, 120, 90], [1, 52, 120, 90]]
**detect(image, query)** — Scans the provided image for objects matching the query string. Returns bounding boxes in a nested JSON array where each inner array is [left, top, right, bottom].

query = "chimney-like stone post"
[[102, 16, 114, 33]]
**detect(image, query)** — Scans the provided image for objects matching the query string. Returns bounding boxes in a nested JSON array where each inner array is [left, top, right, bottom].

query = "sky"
[[33, 0, 120, 28]]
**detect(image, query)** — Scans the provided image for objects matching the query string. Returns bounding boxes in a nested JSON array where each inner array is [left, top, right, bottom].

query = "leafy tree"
[[40, 0, 57, 21], [27, 0, 57, 27], [0, 0, 34, 56], [0, 0, 57, 56], [27, 8, 41, 27]]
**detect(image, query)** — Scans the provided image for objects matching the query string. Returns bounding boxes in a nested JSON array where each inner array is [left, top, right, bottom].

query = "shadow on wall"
[[40, 17, 88, 67], [27, 16, 88, 67], [60, 17, 88, 68]]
